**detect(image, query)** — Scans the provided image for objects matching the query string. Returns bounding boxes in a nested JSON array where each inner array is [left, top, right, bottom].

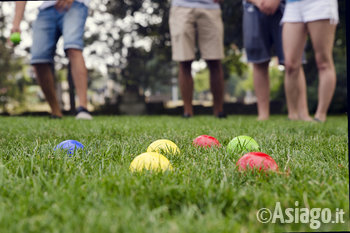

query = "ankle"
[[257, 116, 269, 121], [258, 113, 269, 120], [314, 114, 326, 122], [299, 115, 313, 121], [52, 110, 63, 117], [183, 107, 193, 116], [77, 106, 89, 113], [78, 104, 88, 110], [213, 108, 224, 116], [288, 114, 299, 120]]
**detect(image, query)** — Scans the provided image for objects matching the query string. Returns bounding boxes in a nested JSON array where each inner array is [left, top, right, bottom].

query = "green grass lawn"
[[0, 115, 349, 232]]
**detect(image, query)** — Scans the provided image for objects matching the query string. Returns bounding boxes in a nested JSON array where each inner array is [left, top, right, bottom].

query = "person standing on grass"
[[169, 0, 226, 118], [10, 0, 92, 120], [242, 0, 311, 121], [282, 0, 339, 122]]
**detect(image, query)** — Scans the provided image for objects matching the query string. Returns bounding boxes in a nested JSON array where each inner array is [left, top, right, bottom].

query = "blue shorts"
[[243, 1, 285, 65], [31, 1, 88, 64]]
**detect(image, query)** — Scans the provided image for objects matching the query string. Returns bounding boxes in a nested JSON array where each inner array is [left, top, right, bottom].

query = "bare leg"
[[307, 20, 337, 122], [297, 68, 312, 121], [66, 49, 88, 109], [178, 61, 193, 116], [253, 62, 270, 120], [206, 60, 224, 116], [33, 64, 62, 117], [283, 22, 308, 120]]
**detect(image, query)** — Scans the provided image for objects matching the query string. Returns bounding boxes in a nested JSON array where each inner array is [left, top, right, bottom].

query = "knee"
[[315, 53, 333, 71], [33, 64, 42, 70], [66, 49, 83, 59], [284, 60, 301, 76], [32, 63, 52, 72], [206, 60, 221, 69], [179, 61, 192, 71]]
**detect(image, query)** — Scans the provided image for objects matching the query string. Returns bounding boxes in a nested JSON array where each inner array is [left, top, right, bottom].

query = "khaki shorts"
[[169, 6, 224, 62]]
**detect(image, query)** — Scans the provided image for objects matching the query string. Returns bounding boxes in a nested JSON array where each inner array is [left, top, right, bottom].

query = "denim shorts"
[[31, 1, 88, 64], [243, 1, 285, 64]]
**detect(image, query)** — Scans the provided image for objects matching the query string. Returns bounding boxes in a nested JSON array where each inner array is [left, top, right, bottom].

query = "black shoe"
[[50, 115, 62, 119], [76, 106, 93, 120], [216, 112, 227, 119], [182, 113, 192, 118]]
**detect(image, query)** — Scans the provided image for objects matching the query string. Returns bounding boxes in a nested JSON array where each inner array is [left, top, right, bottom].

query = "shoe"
[[216, 112, 227, 119], [75, 106, 93, 120], [182, 113, 192, 118], [50, 115, 62, 119]]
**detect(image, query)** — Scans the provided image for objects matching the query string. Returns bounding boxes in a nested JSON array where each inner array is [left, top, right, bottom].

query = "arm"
[[247, 0, 281, 15], [259, 0, 281, 15], [246, 0, 260, 5], [11, 1, 27, 33], [55, 0, 75, 12]]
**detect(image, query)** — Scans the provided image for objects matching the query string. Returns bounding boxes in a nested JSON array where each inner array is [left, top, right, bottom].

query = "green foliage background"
[[0, 0, 347, 114]]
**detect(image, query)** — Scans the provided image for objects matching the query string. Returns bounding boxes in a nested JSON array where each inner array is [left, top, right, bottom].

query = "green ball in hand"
[[10, 32, 21, 45], [227, 135, 260, 155]]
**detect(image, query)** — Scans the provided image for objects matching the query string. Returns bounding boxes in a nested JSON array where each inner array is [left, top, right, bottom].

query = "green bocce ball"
[[10, 32, 21, 45], [227, 135, 260, 155]]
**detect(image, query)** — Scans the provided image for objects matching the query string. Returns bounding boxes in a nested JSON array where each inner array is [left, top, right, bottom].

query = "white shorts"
[[281, 0, 339, 24]]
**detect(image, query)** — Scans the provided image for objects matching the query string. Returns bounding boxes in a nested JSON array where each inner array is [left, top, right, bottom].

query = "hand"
[[8, 27, 21, 47], [55, 0, 75, 12], [11, 26, 20, 34], [257, 0, 280, 15]]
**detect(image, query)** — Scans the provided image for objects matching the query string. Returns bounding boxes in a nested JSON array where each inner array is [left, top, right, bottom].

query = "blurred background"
[[0, 0, 346, 116]]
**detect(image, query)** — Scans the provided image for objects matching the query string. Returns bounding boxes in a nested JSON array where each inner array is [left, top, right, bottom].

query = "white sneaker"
[[75, 107, 93, 120]]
